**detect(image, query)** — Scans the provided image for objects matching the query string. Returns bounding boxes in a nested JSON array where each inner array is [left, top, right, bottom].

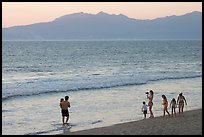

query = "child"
[[169, 98, 177, 116], [141, 101, 148, 119], [59, 98, 64, 108], [161, 95, 170, 116]]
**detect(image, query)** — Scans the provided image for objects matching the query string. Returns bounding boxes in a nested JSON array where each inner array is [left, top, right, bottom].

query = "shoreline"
[[61, 109, 202, 135]]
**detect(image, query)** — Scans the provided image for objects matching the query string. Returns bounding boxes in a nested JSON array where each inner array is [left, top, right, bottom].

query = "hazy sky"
[[2, 2, 202, 28]]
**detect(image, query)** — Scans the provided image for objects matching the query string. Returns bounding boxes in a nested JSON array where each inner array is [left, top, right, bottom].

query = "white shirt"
[[142, 104, 148, 111]]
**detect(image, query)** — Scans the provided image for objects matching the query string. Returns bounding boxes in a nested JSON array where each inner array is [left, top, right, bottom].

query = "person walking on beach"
[[177, 93, 187, 114], [162, 95, 170, 116], [141, 101, 148, 119], [60, 96, 71, 124], [169, 98, 177, 116], [146, 90, 154, 118]]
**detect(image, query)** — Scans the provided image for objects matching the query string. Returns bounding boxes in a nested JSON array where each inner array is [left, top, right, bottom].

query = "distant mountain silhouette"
[[2, 11, 202, 40]]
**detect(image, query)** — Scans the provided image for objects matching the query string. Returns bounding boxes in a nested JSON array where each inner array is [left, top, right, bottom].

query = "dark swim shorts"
[[61, 109, 69, 116], [143, 110, 147, 114]]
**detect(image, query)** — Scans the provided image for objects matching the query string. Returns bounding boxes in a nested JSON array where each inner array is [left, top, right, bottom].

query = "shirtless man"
[[60, 96, 71, 124]]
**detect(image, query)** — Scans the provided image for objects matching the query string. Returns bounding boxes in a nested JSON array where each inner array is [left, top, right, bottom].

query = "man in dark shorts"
[[60, 96, 71, 124]]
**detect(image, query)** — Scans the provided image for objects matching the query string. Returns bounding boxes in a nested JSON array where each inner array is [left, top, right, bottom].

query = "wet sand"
[[61, 109, 202, 135]]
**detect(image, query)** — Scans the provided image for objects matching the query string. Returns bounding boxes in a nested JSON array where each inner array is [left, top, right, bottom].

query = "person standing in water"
[[60, 96, 71, 124], [146, 90, 154, 118], [177, 93, 187, 114]]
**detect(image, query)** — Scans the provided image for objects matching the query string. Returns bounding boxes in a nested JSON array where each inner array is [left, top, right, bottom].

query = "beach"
[[2, 40, 202, 135], [62, 109, 202, 135]]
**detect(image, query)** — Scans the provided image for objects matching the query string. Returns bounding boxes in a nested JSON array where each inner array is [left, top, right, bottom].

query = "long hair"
[[162, 95, 167, 99]]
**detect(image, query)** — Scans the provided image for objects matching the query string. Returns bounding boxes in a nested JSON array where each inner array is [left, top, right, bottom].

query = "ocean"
[[2, 40, 202, 135]]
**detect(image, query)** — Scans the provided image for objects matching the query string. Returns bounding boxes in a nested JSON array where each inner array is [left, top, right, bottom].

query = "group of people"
[[141, 90, 187, 119], [59, 91, 187, 124], [59, 96, 71, 124]]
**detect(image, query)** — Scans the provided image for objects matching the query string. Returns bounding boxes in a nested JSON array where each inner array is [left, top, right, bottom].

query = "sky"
[[2, 2, 202, 28]]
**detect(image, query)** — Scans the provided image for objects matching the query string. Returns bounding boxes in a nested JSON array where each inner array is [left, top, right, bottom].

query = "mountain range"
[[2, 11, 202, 40]]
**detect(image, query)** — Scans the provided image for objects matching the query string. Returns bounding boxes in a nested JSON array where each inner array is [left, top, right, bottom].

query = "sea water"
[[2, 40, 202, 135]]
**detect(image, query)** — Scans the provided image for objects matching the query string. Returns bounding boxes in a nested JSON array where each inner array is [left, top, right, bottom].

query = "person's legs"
[[163, 107, 165, 116], [149, 106, 151, 114], [166, 109, 170, 116], [178, 105, 181, 114], [171, 107, 173, 116], [62, 116, 65, 124], [65, 115, 69, 123], [149, 105, 154, 118], [163, 106, 170, 116], [174, 107, 176, 116], [181, 104, 184, 113], [61, 110, 65, 124], [144, 110, 147, 119]]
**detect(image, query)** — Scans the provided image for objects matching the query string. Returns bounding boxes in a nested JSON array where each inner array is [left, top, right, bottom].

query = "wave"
[[26, 127, 65, 135], [26, 123, 74, 135], [2, 74, 202, 102]]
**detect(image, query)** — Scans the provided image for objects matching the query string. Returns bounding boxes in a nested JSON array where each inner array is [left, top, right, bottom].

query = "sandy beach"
[[62, 109, 202, 135]]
